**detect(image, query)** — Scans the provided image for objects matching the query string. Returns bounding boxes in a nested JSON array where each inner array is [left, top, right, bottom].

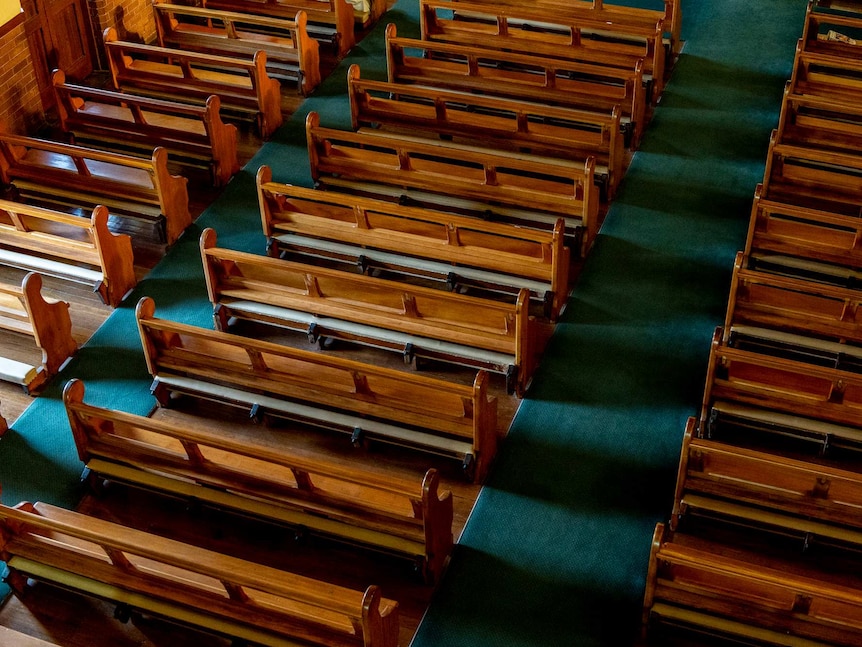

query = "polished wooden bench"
[[52, 70, 239, 188], [64, 378, 454, 583], [723, 251, 862, 348], [419, 0, 666, 102], [0, 488, 400, 647], [0, 272, 76, 394], [137, 295, 499, 480], [802, 0, 862, 60], [761, 130, 862, 218], [200, 227, 531, 396], [643, 523, 862, 647], [671, 417, 862, 549], [153, 1, 321, 95], [103, 27, 283, 139], [346, 64, 624, 199], [0, 200, 135, 308], [385, 23, 647, 148], [701, 327, 862, 441], [306, 111, 599, 256], [789, 41, 862, 105], [0, 130, 191, 246], [744, 186, 862, 270], [202, 0, 355, 57], [776, 84, 862, 157], [257, 167, 570, 319], [0, 627, 59, 647]]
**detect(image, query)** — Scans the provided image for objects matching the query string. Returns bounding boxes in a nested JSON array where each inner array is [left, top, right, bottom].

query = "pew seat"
[[790, 43, 862, 105], [257, 168, 571, 320], [306, 111, 599, 257], [802, 1, 862, 60], [0, 272, 77, 393], [0, 488, 400, 647], [0, 201, 135, 308], [777, 86, 862, 158], [153, 1, 321, 95], [0, 131, 191, 246], [52, 70, 240, 187], [136, 296, 499, 481], [202, 0, 356, 57], [347, 64, 624, 200], [201, 228, 533, 395], [643, 523, 862, 647], [64, 378, 454, 583], [103, 27, 283, 139]]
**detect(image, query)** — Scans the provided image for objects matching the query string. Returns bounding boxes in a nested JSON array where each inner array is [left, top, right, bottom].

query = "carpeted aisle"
[[0, 0, 808, 642]]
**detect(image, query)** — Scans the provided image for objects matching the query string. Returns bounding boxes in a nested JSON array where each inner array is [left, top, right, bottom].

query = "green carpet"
[[0, 0, 808, 642]]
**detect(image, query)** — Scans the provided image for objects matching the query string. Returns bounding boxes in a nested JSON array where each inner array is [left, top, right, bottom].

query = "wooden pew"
[[52, 70, 240, 187], [671, 417, 862, 549], [103, 27, 283, 139], [0, 130, 191, 246], [700, 327, 862, 443], [760, 130, 862, 218], [419, 0, 667, 102], [385, 23, 647, 148], [776, 84, 862, 157], [744, 186, 862, 270], [136, 295, 499, 480], [789, 41, 862, 105], [64, 378, 454, 584], [306, 111, 599, 257], [0, 200, 135, 308], [643, 523, 862, 647], [199, 228, 531, 396], [152, 1, 321, 95], [202, 0, 356, 57], [802, 0, 862, 60], [0, 272, 76, 394], [0, 487, 400, 647], [723, 251, 862, 348], [346, 64, 625, 200], [257, 167, 571, 320], [0, 627, 59, 647], [459, 0, 682, 59]]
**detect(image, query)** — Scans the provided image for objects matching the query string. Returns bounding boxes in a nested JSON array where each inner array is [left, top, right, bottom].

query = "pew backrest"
[[137, 294, 500, 480], [257, 166, 571, 319], [152, 1, 321, 95]]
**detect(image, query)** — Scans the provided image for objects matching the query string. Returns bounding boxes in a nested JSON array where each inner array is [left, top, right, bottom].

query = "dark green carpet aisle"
[[410, 1, 808, 645], [0, 0, 807, 640]]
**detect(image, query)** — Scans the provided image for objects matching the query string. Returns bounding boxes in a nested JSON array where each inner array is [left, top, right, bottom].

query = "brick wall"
[[0, 20, 44, 134], [90, 0, 155, 48]]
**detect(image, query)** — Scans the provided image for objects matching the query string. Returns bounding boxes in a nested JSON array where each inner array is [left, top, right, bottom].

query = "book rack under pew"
[[202, 0, 356, 57], [64, 378, 454, 584], [152, 1, 321, 95], [305, 111, 599, 257], [802, 0, 862, 60], [789, 42, 862, 105], [0, 201, 136, 308], [200, 227, 533, 396], [776, 84, 862, 159], [136, 296, 499, 481], [346, 64, 625, 200], [0, 485, 400, 647], [418, 0, 667, 103], [103, 27, 283, 140], [257, 167, 571, 320], [52, 70, 240, 188], [0, 272, 77, 394], [385, 24, 647, 149], [0, 130, 191, 246]]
